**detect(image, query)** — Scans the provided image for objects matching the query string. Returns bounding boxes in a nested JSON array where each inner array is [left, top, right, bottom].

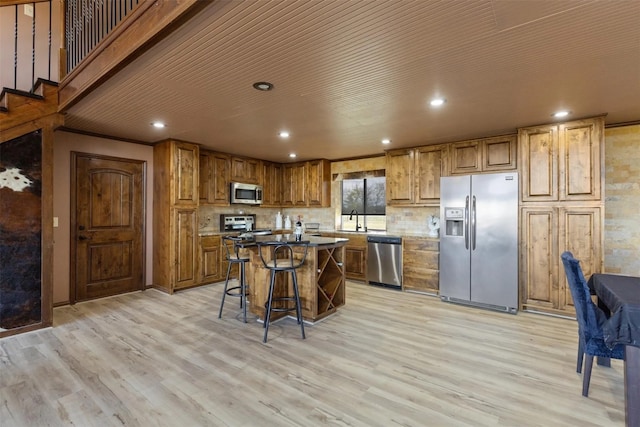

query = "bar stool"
[[218, 236, 250, 323], [257, 240, 309, 343]]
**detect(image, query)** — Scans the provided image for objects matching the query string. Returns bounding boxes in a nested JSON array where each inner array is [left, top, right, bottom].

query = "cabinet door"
[[402, 238, 439, 293], [293, 162, 307, 206], [415, 145, 447, 204], [211, 153, 230, 205], [559, 117, 603, 201], [558, 207, 602, 311], [520, 125, 559, 201], [345, 246, 366, 281], [450, 140, 480, 174], [199, 152, 212, 203], [231, 157, 261, 184], [307, 159, 330, 207], [173, 142, 199, 206], [386, 149, 414, 205], [199, 151, 230, 205], [261, 161, 282, 206], [520, 207, 558, 312], [200, 236, 222, 283], [281, 164, 294, 206], [173, 208, 198, 289], [483, 135, 516, 171]]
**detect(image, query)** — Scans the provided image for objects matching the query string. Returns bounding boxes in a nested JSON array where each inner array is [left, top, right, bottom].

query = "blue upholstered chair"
[[560, 251, 625, 397]]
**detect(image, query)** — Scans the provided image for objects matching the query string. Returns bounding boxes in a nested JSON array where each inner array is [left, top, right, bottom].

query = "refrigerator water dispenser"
[[444, 207, 464, 236]]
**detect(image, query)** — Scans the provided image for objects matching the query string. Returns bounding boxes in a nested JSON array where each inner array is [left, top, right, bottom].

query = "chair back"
[[560, 251, 605, 342], [222, 236, 244, 261], [257, 241, 309, 270]]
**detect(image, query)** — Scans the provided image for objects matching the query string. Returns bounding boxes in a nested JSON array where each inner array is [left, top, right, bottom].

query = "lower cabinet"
[[322, 232, 367, 281], [199, 235, 223, 284], [520, 206, 602, 316], [402, 237, 439, 294]]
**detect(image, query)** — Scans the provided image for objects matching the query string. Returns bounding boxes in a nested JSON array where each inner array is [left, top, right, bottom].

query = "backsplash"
[[198, 205, 335, 232]]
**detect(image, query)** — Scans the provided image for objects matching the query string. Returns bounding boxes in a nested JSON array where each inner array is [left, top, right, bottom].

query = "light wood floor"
[[0, 281, 625, 426]]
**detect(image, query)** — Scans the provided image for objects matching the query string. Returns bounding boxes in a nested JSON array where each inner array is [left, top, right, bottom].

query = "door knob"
[[78, 235, 89, 241]]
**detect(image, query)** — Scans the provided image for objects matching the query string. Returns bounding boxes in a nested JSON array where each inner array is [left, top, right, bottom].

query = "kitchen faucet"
[[349, 209, 362, 232]]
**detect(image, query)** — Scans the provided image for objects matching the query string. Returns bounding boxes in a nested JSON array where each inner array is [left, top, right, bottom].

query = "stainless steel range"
[[219, 214, 272, 235]]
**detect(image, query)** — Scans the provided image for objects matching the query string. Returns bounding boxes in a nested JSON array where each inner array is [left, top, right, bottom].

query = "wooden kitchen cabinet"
[[322, 232, 367, 281], [261, 161, 282, 207], [306, 159, 331, 207], [519, 117, 603, 202], [402, 237, 439, 294], [520, 206, 602, 316], [343, 233, 367, 281], [199, 235, 223, 284], [282, 160, 331, 207], [386, 149, 414, 204], [281, 163, 306, 206], [231, 156, 261, 184], [199, 150, 230, 205], [153, 140, 199, 293], [293, 163, 307, 206], [450, 135, 516, 174], [518, 116, 604, 316], [386, 145, 447, 206]]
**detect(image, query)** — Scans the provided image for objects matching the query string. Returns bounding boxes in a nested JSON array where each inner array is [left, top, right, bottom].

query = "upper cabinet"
[[231, 156, 261, 184], [450, 135, 516, 174], [261, 161, 283, 207], [386, 145, 448, 206], [156, 140, 198, 206], [199, 150, 230, 206], [415, 145, 449, 204], [282, 160, 331, 207], [306, 159, 331, 207], [519, 116, 603, 202]]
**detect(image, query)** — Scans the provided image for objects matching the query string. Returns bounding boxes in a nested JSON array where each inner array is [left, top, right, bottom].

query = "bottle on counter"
[[275, 211, 283, 229], [284, 215, 292, 229], [294, 216, 303, 241]]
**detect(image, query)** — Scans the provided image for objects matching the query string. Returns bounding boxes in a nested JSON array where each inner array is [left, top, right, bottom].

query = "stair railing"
[[65, 0, 141, 74], [1, 0, 54, 92]]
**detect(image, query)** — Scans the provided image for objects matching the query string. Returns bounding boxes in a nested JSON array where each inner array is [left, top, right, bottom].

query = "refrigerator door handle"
[[472, 195, 477, 250], [465, 195, 470, 250]]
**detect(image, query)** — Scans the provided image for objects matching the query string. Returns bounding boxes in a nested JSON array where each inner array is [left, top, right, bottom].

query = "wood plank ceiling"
[[62, 0, 640, 162]]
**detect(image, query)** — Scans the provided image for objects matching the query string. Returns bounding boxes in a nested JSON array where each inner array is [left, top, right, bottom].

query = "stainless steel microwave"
[[230, 182, 263, 205]]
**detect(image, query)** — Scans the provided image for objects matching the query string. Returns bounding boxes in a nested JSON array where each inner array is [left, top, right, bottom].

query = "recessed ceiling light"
[[553, 110, 571, 118], [430, 98, 446, 107], [289, 153, 297, 158], [381, 139, 391, 144], [279, 131, 290, 138], [151, 122, 166, 128], [253, 81, 274, 91]]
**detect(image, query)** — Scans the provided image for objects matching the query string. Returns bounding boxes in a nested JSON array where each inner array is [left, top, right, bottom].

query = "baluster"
[[48, 0, 52, 81], [31, 3, 36, 90], [13, 5, 18, 89]]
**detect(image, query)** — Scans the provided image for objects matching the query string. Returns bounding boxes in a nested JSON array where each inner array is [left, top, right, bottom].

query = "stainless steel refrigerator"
[[439, 172, 518, 313]]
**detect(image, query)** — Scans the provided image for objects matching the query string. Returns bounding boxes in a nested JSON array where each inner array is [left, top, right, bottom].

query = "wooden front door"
[[72, 153, 145, 302]]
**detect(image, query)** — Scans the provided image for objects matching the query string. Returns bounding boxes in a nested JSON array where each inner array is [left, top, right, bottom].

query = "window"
[[341, 177, 386, 231]]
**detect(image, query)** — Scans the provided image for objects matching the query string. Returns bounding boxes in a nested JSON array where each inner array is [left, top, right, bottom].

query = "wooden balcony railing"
[[65, 0, 141, 73], [0, 0, 54, 92]]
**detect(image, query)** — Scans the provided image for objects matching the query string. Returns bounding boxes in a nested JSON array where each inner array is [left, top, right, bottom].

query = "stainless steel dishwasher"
[[367, 236, 402, 289]]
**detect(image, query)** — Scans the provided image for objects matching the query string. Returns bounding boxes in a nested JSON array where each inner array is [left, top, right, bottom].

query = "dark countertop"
[[198, 229, 439, 240], [237, 234, 349, 247]]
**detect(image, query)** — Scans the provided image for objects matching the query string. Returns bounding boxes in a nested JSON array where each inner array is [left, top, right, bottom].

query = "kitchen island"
[[238, 234, 348, 322]]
